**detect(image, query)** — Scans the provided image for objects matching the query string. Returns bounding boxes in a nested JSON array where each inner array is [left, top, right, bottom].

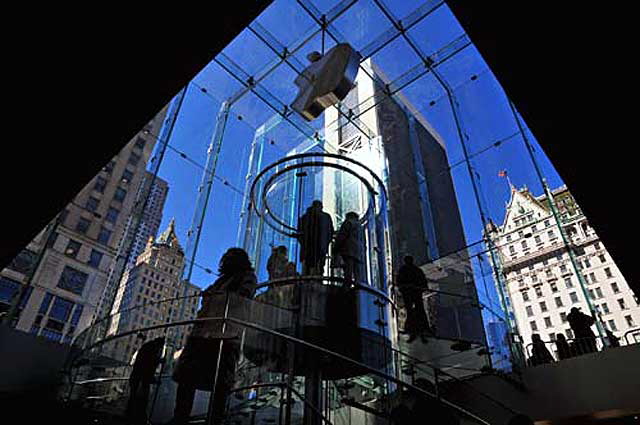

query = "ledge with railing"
[[60, 276, 526, 425], [523, 330, 640, 367]]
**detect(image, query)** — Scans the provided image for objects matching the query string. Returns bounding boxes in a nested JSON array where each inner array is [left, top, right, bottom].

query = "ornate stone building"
[[486, 185, 640, 358], [107, 219, 200, 360]]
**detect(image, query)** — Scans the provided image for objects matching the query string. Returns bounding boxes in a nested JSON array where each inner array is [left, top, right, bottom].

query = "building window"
[[106, 207, 119, 224], [589, 272, 597, 283], [57, 266, 88, 296], [530, 321, 538, 332], [506, 235, 512, 242], [98, 227, 112, 245], [544, 219, 551, 227], [570, 292, 579, 303], [608, 319, 618, 332], [135, 137, 146, 149], [94, 176, 107, 193], [559, 264, 568, 274], [550, 282, 558, 293], [594, 242, 601, 250], [532, 225, 537, 232], [601, 303, 610, 314], [49, 297, 74, 322], [543, 259, 549, 266], [121, 169, 134, 183], [545, 269, 553, 278], [544, 317, 552, 328], [88, 250, 103, 268], [534, 235, 542, 245], [611, 282, 620, 294], [548, 230, 556, 239], [532, 274, 538, 283], [129, 152, 141, 166], [588, 289, 596, 300], [604, 267, 613, 278], [584, 258, 591, 268], [509, 245, 515, 255], [38, 293, 53, 315], [596, 287, 603, 298], [535, 287, 543, 297], [0, 277, 33, 316], [618, 298, 627, 310], [114, 187, 127, 202], [598, 254, 606, 263], [7, 249, 38, 275], [75, 217, 91, 234], [560, 312, 567, 323], [85, 196, 100, 212], [566, 328, 574, 339], [526, 306, 534, 317], [521, 240, 528, 249], [64, 240, 81, 258], [555, 297, 563, 308], [625, 315, 636, 327], [540, 301, 548, 313], [564, 277, 573, 288]]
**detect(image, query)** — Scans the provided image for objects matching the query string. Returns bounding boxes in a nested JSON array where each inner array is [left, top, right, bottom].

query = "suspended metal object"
[[291, 43, 361, 121]]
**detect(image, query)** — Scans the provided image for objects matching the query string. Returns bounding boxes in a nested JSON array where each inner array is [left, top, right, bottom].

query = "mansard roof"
[[500, 185, 550, 231]]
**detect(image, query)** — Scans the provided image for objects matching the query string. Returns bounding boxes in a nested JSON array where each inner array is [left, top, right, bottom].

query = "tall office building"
[[486, 185, 640, 354], [124, 171, 169, 273], [107, 219, 200, 361], [0, 107, 167, 343], [323, 60, 483, 345]]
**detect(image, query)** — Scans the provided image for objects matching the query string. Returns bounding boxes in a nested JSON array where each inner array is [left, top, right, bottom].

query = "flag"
[[498, 170, 508, 178]]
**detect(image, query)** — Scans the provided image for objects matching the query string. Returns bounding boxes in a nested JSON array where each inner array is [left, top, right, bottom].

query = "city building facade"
[[0, 108, 167, 343], [124, 171, 169, 273], [107, 219, 200, 360], [486, 185, 640, 357], [323, 60, 483, 345]]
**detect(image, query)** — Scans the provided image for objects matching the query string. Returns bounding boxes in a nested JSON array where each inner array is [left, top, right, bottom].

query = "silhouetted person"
[[170, 248, 257, 425], [333, 212, 364, 284], [529, 334, 554, 366], [555, 333, 572, 360], [567, 307, 597, 354], [606, 329, 621, 347], [126, 334, 165, 424], [297, 200, 334, 275], [266, 245, 296, 280], [396, 256, 431, 343]]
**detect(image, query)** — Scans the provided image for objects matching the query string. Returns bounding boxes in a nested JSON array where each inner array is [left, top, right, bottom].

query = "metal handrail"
[[623, 327, 640, 345], [73, 275, 398, 349], [68, 314, 491, 425], [523, 333, 636, 361]]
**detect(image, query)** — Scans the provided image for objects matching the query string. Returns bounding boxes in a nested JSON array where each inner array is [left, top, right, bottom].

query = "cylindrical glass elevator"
[[236, 152, 396, 424]]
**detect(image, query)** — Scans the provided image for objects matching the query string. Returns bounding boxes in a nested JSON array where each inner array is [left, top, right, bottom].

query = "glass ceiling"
[[118, 0, 566, 368]]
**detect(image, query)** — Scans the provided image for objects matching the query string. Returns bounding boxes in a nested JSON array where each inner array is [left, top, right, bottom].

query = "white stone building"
[[486, 185, 640, 359]]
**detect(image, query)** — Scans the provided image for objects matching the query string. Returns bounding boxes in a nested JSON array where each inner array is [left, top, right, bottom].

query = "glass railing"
[[522, 333, 639, 367], [61, 280, 522, 424]]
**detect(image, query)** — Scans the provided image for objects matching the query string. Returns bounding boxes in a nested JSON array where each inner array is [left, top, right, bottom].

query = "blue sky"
[[147, 0, 565, 327]]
